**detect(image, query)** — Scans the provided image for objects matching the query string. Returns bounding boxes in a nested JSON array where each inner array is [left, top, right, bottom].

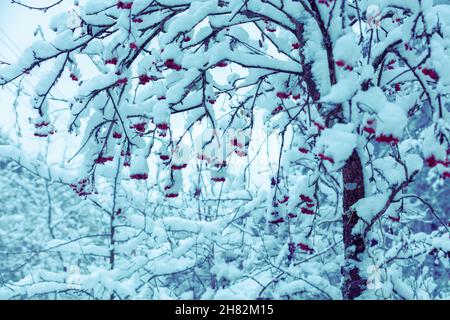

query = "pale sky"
[[0, 0, 81, 165]]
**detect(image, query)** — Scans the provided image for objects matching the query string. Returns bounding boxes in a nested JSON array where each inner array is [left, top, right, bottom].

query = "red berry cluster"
[[230, 137, 248, 157], [214, 161, 227, 169], [298, 147, 309, 154], [230, 138, 243, 148], [116, 78, 128, 86], [363, 119, 376, 135], [269, 217, 285, 225], [70, 179, 95, 197], [117, 1, 132, 9], [121, 149, 131, 167], [269, 194, 290, 220], [421, 68, 439, 81], [298, 242, 314, 254], [95, 154, 114, 164], [164, 59, 182, 71], [385, 59, 396, 70], [279, 195, 289, 204], [215, 60, 228, 68], [121, 150, 131, 157], [270, 177, 279, 187], [165, 193, 179, 198], [271, 105, 284, 115], [156, 122, 169, 136], [404, 42, 413, 51], [388, 215, 400, 222], [171, 163, 187, 170], [164, 184, 179, 198], [34, 121, 55, 138], [131, 122, 146, 134], [364, 120, 401, 145], [130, 173, 148, 180], [138, 74, 155, 85], [375, 133, 399, 144], [33, 132, 54, 138], [35, 121, 49, 128], [313, 121, 325, 132], [156, 123, 169, 131], [276, 91, 291, 99], [288, 242, 314, 258], [160, 153, 170, 161], [196, 153, 211, 163], [105, 57, 118, 65], [318, 153, 335, 164], [299, 194, 315, 215], [425, 154, 449, 168], [235, 149, 247, 157], [335, 59, 353, 71]]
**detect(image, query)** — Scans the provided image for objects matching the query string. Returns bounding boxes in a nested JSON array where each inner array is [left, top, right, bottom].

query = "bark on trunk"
[[295, 15, 367, 300], [341, 150, 366, 299]]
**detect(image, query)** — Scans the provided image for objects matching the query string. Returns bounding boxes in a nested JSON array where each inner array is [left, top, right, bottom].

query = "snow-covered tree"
[[0, 0, 449, 299]]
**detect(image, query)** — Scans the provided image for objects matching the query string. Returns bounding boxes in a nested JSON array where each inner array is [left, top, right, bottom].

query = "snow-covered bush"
[[0, 0, 448, 299]]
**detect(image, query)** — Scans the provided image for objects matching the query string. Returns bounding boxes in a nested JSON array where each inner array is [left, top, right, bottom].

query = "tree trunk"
[[295, 15, 367, 300], [110, 214, 115, 300], [341, 150, 366, 299]]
